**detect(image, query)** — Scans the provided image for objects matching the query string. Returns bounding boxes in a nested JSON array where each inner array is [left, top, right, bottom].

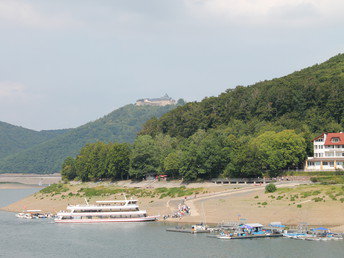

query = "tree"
[[179, 130, 231, 181], [163, 150, 183, 178], [61, 157, 77, 181], [106, 143, 131, 180], [265, 183, 277, 193], [251, 130, 307, 177], [223, 135, 263, 178], [129, 135, 160, 179]]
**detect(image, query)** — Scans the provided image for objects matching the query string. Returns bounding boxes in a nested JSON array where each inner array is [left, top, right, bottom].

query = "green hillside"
[[0, 121, 69, 160], [0, 104, 176, 174], [141, 54, 344, 138], [127, 54, 343, 180]]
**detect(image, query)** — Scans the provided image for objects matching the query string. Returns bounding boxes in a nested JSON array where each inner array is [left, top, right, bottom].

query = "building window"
[[323, 162, 328, 166], [329, 162, 334, 167], [331, 137, 340, 143], [315, 162, 321, 166]]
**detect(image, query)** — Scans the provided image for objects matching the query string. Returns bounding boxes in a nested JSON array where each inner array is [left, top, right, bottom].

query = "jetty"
[[166, 224, 210, 234], [166, 228, 210, 234], [217, 233, 283, 240]]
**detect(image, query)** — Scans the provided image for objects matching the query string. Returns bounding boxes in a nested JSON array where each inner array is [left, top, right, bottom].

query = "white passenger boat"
[[54, 198, 159, 223]]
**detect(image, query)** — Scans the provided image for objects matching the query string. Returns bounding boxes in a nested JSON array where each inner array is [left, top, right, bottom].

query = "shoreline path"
[[166, 182, 303, 218]]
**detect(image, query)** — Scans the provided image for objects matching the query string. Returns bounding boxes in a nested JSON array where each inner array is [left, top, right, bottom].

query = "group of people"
[[163, 203, 191, 220]]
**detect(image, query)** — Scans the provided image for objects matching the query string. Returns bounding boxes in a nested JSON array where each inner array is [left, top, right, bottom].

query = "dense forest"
[[0, 121, 69, 160], [61, 54, 344, 182], [0, 104, 178, 174]]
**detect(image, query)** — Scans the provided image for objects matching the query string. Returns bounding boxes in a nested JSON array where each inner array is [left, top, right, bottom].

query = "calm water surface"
[[0, 188, 343, 258]]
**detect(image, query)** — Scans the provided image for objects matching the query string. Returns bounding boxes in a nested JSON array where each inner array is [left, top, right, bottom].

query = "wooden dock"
[[217, 233, 283, 240], [166, 228, 210, 234]]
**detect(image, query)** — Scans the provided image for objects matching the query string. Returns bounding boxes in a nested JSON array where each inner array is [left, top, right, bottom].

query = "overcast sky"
[[0, 0, 343, 131]]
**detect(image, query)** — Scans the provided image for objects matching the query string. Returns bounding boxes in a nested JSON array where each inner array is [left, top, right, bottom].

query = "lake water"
[[0, 188, 344, 258]]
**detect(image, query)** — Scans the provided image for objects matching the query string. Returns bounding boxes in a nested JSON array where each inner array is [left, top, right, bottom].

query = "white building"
[[305, 132, 344, 171], [135, 94, 176, 106]]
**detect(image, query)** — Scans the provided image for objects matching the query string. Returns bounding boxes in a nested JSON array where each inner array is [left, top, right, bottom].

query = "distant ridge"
[[0, 121, 70, 160], [0, 104, 177, 174]]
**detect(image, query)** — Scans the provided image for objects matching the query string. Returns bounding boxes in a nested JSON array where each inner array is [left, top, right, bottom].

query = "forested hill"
[[141, 54, 344, 138], [0, 104, 177, 174], [0, 121, 70, 160], [60, 54, 343, 182]]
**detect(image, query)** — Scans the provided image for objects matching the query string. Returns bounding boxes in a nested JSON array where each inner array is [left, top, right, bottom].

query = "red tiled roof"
[[324, 133, 344, 145]]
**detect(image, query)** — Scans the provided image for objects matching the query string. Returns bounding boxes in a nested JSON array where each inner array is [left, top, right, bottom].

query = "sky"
[[0, 0, 343, 131]]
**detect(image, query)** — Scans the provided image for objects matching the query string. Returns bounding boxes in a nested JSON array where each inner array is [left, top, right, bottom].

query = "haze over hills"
[[0, 104, 177, 174]]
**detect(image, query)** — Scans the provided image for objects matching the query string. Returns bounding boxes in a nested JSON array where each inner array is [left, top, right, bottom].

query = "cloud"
[[0, 81, 25, 97], [0, 0, 80, 29], [185, 0, 344, 26], [0, 81, 40, 103]]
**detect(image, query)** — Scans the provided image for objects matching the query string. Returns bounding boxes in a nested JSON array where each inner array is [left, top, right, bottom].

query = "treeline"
[[62, 128, 307, 182]]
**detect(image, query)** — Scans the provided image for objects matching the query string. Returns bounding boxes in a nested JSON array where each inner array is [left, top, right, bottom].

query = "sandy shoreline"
[[1, 181, 344, 232], [0, 183, 42, 190], [0, 173, 61, 185]]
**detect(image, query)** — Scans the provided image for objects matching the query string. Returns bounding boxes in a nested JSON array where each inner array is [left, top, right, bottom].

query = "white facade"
[[135, 94, 176, 106], [305, 133, 344, 171]]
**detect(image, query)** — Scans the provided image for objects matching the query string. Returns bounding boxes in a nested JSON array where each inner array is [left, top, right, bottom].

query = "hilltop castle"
[[135, 94, 176, 106]]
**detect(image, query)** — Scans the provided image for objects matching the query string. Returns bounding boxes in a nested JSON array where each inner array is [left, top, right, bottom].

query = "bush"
[[297, 204, 302, 208], [265, 183, 277, 193], [310, 177, 318, 183], [39, 183, 69, 195]]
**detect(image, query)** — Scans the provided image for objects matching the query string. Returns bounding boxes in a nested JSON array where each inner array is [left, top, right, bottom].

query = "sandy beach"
[[2, 180, 344, 232]]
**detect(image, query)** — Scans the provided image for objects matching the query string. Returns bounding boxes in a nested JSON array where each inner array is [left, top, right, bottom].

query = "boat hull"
[[54, 215, 159, 223]]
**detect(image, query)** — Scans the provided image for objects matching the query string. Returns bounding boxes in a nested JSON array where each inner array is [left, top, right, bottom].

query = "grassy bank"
[[36, 183, 205, 200], [259, 184, 344, 208]]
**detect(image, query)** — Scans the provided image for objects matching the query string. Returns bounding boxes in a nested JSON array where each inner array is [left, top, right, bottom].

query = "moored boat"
[[16, 210, 46, 219], [54, 198, 159, 223]]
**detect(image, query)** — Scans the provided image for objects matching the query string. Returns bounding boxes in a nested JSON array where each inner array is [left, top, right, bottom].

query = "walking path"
[[184, 182, 302, 218]]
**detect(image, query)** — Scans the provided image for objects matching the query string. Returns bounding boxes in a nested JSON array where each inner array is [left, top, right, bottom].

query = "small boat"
[[191, 224, 210, 233], [16, 210, 43, 219]]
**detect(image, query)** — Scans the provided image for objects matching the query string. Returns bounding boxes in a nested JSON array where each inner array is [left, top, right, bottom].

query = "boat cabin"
[[240, 223, 264, 235]]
